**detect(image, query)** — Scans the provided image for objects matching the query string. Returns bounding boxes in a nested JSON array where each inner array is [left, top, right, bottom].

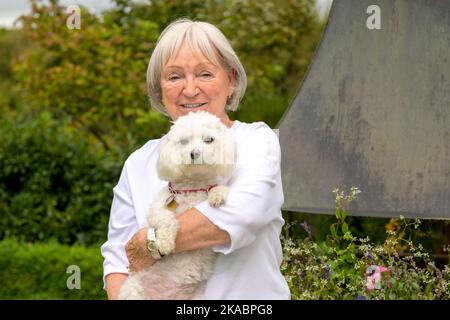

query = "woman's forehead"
[[164, 60, 216, 70], [165, 42, 221, 68]]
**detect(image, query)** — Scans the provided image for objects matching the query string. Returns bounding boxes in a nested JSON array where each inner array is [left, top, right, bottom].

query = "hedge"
[[0, 239, 106, 299], [0, 112, 121, 246]]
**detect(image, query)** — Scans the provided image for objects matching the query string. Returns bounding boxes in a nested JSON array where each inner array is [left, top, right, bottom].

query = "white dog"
[[119, 111, 236, 300]]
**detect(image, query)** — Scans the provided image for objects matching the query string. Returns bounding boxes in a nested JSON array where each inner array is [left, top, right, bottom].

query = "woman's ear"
[[227, 69, 237, 96]]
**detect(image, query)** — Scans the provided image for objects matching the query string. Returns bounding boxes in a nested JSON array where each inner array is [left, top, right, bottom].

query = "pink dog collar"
[[168, 182, 217, 195]]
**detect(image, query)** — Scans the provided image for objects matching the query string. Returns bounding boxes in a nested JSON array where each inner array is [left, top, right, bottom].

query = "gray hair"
[[147, 18, 247, 115]]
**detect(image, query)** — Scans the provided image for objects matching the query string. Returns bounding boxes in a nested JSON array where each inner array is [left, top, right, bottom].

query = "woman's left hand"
[[125, 228, 156, 273]]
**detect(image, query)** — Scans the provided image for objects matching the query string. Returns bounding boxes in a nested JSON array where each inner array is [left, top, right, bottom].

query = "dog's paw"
[[157, 239, 176, 256], [147, 207, 176, 229], [156, 220, 180, 256], [208, 185, 230, 208]]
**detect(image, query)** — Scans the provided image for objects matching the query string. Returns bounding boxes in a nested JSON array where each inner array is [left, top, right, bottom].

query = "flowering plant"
[[365, 265, 390, 290], [281, 187, 450, 300]]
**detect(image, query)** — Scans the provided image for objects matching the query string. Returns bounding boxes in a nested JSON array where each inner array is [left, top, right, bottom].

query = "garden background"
[[0, 0, 448, 299]]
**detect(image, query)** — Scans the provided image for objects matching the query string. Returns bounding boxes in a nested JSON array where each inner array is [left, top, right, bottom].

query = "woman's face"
[[161, 43, 235, 126]]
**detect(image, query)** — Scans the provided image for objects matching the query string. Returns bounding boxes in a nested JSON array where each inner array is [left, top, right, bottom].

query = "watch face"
[[146, 240, 161, 259], [146, 240, 155, 252]]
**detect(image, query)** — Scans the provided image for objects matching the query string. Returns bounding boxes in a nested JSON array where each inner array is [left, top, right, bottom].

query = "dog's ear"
[[156, 137, 184, 181]]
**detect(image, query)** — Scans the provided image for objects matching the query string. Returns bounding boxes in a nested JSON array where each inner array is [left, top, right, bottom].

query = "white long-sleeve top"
[[101, 120, 290, 299]]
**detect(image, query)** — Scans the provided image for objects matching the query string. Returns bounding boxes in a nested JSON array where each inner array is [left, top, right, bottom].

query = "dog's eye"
[[180, 138, 189, 145], [203, 136, 214, 144]]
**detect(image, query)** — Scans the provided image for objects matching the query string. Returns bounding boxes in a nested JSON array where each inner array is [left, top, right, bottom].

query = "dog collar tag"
[[167, 199, 178, 211], [165, 195, 178, 211], [165, 194, 174, 206]]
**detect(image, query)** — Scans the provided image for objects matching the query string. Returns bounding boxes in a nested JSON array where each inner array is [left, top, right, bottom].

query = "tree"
[[14, 0, 168, 155]]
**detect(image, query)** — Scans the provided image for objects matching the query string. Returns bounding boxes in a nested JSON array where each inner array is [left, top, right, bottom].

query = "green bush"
[[0, 238, 106, 299], [0, 112, 121, 246], [281, 188, 450, 300], [14, 1, 169, 154]]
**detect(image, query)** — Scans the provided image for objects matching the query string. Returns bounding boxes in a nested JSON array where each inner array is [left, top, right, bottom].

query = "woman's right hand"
[[125, 228, 156, 273]]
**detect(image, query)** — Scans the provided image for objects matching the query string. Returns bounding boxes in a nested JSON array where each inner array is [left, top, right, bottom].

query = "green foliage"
[[0, 238, 105, 299], [0, 28, 30, 79], [0, 112, 120, 246], [234, 93, 292, 128], [281, 188, 450, 300], [14, 1, 169, 155], [0, 29, 32, 113]]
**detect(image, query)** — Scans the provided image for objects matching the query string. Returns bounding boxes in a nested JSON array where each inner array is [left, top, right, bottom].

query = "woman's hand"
[[105, 273, 128, 300], [125, 228, 156, 273]]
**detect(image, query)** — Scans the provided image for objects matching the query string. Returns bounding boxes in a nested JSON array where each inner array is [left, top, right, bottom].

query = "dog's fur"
[[119, 111, 236, 300]]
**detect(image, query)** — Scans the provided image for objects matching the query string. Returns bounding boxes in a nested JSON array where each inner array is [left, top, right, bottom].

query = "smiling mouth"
[[180, 103, 207, 109]]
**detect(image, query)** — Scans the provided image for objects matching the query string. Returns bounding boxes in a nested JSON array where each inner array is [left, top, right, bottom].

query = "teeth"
[[182, 103, 205, 108]]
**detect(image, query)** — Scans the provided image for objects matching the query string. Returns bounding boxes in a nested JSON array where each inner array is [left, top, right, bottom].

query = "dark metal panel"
[[278, 0, 450, 218]]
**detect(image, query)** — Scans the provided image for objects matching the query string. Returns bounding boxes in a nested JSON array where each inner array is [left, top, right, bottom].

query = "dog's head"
[[157, 111, 237, 182]]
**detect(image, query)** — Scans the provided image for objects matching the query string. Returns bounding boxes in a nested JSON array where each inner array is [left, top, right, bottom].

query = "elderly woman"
[[101, 18, 290, 300]]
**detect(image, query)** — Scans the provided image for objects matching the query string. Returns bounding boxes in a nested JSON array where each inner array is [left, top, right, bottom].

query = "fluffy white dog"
[[119, 111, 236, 300]]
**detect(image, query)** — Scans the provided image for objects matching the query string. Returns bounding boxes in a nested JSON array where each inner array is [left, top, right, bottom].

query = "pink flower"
[[365, 265, 390, 290]]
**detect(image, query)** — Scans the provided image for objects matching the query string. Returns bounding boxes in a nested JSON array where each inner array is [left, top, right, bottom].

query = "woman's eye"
[[199, 72, 213, 78], [180, 138, 189, 145], [203, 136, 214, 144], [168, 74, 181, 81]]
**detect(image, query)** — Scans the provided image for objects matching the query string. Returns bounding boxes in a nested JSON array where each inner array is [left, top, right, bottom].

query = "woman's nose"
[[183, 77, 199, 97]]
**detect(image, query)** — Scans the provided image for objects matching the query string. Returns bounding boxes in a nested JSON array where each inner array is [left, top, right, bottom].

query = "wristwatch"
[[146, 228, 164, 260]]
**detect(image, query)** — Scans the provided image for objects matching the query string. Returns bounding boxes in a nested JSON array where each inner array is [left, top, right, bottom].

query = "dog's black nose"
[[190, 148, 201, 160]]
